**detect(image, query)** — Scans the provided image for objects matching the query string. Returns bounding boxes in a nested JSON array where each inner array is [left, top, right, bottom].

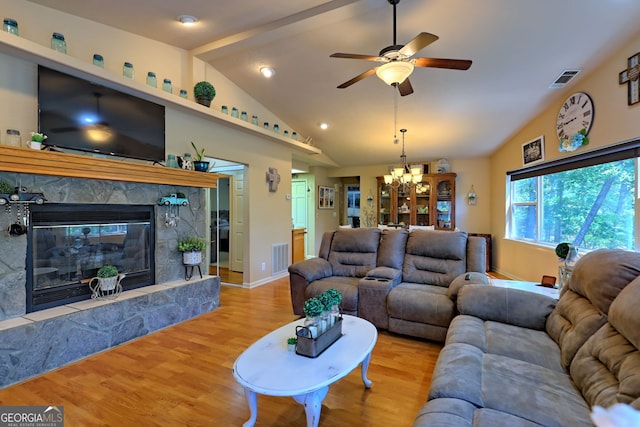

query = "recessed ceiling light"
[[260, 67, 275, 78], [178, 15, 198, 26], [320, 122, 328, 130]]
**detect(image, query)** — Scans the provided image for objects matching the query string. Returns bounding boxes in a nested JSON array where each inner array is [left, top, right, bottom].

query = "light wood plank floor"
[[0, 277, 442, 426]]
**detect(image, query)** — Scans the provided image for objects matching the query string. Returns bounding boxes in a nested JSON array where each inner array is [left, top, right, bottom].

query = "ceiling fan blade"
[[396, 78, 414, 97], [414, 57, 472, 70], [330, 53, 380, 61], [399, 32, 439, 57], [337, 68, 377, 89]]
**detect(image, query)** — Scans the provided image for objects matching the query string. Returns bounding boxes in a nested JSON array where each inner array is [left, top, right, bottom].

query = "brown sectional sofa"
[[416, 249, 640, 426], [288, 227, 487, 341]]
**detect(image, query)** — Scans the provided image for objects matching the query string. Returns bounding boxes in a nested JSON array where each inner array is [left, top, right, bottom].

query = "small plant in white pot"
[[89, 265, 125, 300], [96, 265, 120, 291], [178, 236, 207, 265]]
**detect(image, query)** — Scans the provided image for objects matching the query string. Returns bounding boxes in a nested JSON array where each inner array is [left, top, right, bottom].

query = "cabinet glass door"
[[415, 180, 430, 226], [436, 179, 453, 229], [396, 190, 411, 226], [379, 185, 391, 225]]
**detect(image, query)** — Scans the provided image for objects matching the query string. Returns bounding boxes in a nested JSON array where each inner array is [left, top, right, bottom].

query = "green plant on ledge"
[[178, 236, 207, 252], [191, 141, 206, 161], [555, 242, 570, 260], [97, 265, 118, 278], [287, 337, 297, 345], [193, 81, 216, 107]]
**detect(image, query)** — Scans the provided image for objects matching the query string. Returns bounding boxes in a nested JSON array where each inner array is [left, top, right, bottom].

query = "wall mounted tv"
[[38, 65, 165, 162]]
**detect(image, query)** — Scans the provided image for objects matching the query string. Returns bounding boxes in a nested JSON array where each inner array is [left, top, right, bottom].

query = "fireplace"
[[26, 204, 155, 312]]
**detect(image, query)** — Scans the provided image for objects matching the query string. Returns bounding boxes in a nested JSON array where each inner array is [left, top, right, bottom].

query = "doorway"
[[346, 184, 360, 227], [292, 179, 309, 256], [209, 159, 245, 285]]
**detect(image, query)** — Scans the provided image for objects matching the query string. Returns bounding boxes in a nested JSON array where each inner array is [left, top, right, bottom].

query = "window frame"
[[506, 138, 640, 249]]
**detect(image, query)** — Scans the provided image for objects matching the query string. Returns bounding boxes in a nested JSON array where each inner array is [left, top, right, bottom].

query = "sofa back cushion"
[[318, 231, 335, 260], [402, 230, 468, 287], [377, 229, 409, 269], [570, 275, 640, 409], [546, 249, 640, 370], [327, 228, 381, 277]]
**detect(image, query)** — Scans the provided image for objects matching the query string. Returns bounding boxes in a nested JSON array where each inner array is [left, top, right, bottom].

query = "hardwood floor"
[[0, 277, 442, 426]]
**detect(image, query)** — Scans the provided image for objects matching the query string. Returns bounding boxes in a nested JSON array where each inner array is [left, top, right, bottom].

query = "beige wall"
[[490, 30, 640, 280], [0, 0, 306, 286], [329, 156, 492, 234]]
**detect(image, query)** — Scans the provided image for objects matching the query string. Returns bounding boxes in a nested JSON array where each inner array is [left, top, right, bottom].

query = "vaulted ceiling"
[[27, 0, 640, 167]]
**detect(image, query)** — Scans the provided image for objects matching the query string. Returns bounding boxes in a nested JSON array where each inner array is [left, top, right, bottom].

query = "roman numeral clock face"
[[556, 92, 594, 142]]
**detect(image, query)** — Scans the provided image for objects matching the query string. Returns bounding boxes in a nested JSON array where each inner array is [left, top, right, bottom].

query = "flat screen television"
[[38, 65, 165, 162]]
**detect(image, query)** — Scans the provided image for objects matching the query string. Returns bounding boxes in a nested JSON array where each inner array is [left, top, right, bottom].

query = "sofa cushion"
[[546, 249, 640, 370], [377, 228, 408, 269], [327, 228, 381, 277], [567, 249, 640, 315], [402, 230, 468, 286], [387, 283, 454, 328], [457, 285, 556, 331], [428, 343, 592, 426], [446, 315, 564, 372], [570, 275, 640, 410], [306, 276, 360, 314]]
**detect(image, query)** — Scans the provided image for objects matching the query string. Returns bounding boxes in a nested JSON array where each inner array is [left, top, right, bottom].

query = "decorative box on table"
[[295, 316, 343, 358]]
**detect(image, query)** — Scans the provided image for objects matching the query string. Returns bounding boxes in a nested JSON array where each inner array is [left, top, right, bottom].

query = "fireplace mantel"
[[0, 146, 218, 188]]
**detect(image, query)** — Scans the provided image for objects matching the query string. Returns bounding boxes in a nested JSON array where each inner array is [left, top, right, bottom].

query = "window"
[[507, 140, 639, 251]]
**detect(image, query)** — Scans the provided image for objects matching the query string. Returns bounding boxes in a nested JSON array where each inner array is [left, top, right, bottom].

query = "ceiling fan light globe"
[[376, 61, 414, 85]]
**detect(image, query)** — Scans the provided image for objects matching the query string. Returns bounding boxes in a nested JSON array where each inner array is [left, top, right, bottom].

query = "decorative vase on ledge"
[[183, 251, 202, 265], [193, 161, 210, 172]]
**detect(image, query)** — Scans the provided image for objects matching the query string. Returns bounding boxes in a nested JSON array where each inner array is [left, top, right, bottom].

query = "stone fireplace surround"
[[0, 171, 220, 388]]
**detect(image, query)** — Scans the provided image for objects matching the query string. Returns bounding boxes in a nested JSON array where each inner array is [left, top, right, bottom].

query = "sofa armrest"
[[447, 272, 489, 302], [457, 285, 557, 331], [358, 269, 400, 329], [365, 266, 402, 283], [289, 258, 333, 316]]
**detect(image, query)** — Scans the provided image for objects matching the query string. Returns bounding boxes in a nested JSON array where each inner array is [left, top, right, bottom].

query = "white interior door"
[[292, 179, 309, 258], [230, 172, 245, 272], [292, 180, 308, 228]]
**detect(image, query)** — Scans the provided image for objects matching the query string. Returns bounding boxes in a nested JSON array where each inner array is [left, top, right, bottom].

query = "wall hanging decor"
[[522, 136, 545, 165], [318, 186, 335, 209], [619, 51, 640, 105], [266, 167, 280, 192]]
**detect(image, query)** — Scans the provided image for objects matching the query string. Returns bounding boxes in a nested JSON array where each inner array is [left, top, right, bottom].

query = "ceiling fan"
[[330, 0, 472, 96]]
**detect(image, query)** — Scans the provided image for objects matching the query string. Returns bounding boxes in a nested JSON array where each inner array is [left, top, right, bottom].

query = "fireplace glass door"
[[27, 204, 155, 312]]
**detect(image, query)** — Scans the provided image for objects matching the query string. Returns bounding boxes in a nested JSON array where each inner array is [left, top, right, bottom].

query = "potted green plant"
[[287, 337, 297, 352], [178, 235, 207, 265], [303, 297, 324, 337], [95, 265, 121, 291], [190, 141, 210, 172], [193, 81, 215, 107]]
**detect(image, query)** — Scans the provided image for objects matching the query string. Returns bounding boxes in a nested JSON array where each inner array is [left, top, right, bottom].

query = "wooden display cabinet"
[[377, 173, 456, 230]]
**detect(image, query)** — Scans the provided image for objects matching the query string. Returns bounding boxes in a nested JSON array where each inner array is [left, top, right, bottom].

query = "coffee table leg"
[[361, 351, 372, 388], [242, 387, 258, 427], [293, 386, 329, 427]]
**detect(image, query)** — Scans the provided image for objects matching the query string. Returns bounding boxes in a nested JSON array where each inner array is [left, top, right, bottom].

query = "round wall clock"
[[556, 92, 594, 142]]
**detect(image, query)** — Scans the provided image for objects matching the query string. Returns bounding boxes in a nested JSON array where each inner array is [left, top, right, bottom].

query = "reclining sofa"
[[415, 249, 640, 426], [288, 227, 486, 341]]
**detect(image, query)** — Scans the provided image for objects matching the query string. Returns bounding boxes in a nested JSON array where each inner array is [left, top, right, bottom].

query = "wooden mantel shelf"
[[0, 146, 218, 188]]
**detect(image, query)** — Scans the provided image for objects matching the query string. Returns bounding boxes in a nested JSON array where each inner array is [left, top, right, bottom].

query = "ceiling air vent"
[[549, 70, 581, 88]]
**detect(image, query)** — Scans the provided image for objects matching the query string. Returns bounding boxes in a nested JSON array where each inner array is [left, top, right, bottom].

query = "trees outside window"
[[508, 158, 636, 251]]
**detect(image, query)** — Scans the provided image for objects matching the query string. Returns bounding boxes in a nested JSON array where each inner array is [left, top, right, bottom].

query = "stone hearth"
[[0, 171, 220, 388]]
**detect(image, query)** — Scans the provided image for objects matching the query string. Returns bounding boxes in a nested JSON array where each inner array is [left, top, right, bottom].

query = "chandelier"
[[383, 129, 426, 193]]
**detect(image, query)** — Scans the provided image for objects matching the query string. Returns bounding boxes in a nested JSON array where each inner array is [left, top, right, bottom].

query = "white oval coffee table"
[[233, 315, 377, 427]]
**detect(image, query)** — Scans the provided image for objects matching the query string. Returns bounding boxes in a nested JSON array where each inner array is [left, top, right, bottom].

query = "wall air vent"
[[549, 70, 581, 88]]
